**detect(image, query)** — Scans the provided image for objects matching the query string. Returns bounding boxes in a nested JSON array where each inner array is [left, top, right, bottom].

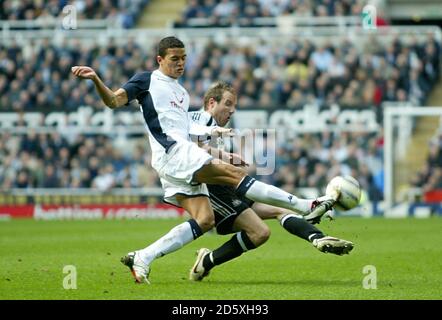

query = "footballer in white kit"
[[122, 69, 219, 206], [72, 37, 341, 285]]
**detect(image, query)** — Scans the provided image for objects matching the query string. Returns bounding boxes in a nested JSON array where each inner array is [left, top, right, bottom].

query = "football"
[[326, 175, 361, 211]]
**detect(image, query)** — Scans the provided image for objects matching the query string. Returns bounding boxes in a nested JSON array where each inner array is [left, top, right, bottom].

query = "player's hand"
[[228, 153, 249, 167], [211, 127, 234, 137], [71, 66, 97, 80]]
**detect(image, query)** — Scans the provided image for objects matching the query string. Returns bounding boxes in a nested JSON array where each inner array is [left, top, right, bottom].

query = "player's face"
[[157, 48, 186, 79], [211, 91, 237, 127]]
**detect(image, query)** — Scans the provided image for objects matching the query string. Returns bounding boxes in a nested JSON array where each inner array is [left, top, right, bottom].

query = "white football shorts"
[[156, 140, 213, 207]]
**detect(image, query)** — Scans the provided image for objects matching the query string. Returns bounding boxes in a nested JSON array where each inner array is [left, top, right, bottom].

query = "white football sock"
[[244, 180, 313, 215], [138, 221, 196, 265]]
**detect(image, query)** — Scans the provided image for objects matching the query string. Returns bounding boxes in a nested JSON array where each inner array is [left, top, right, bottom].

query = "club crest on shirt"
[[173, 91, 185, 104]]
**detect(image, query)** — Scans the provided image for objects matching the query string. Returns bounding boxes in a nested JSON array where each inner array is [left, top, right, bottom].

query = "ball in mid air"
[[326, 175, 361, 211]]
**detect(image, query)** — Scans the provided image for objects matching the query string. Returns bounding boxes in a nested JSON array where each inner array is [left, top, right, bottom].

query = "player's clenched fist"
[[71, 66, 97, 80]]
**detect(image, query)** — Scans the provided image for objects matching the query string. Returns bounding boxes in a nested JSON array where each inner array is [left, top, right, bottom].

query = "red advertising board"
[[0, 204, 184, 220], [424, 190, 442, 203]]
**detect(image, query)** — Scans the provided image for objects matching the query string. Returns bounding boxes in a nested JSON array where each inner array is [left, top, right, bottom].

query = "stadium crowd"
[[0, 129, 384, 201], [0, 0, 149, 28], [0, 132, 158, 191], [174, 0, 379, 27], [0, 24, 440, 201], [0, 34, 439, 113]]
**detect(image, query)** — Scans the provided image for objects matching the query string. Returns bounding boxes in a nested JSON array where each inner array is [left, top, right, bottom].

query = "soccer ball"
[[326, 175, 361, 211]]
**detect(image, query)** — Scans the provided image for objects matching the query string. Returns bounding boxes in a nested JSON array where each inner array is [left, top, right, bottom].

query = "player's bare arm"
[[198, 142, 248, 166], [71, 66, 128, 109]]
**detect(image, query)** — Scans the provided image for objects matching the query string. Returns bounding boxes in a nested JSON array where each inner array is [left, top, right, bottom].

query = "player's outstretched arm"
[[200, 144, 248, 167], [71, 66, 128, 109], [188, 123, 234, 138]]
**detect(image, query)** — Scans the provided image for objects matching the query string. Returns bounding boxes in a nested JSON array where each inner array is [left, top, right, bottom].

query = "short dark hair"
[[157, 36, 185, 57], [203, 81, 236, 110]]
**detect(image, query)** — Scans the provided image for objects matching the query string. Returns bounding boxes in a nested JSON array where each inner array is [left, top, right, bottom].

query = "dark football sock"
[[280, 214, 325, 242], [203, 231, 256, 271]]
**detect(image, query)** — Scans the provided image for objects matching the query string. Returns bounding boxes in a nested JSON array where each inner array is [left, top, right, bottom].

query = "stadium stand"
[[0, 0, 441, 213], [174, 0, 376, 28], [0, 131, 159, 190], [0, 34, 439, 112], [0, 0, 150, 29], [0, 128, 385, 203], [0, 29, 440, 203]]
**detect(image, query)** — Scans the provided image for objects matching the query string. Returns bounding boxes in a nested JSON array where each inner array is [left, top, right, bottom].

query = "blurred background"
[[0, 0, 441, 220]]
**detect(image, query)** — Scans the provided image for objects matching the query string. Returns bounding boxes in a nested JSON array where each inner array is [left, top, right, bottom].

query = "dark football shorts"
[[207, 184, 254, 235]]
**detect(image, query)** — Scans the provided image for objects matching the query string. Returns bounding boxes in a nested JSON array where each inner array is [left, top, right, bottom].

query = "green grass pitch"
[[0, 217, 441, 300]]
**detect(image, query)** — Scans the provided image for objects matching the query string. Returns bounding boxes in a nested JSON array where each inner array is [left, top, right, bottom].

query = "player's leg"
[[177, 194, 215, 232], [193, 161, 338, 219], [121, 142, 217, 283], [204, 208, 270, 270], [251, 202, 354, 255], [138, 195, 214, 261], [251, 202, 325, 241], [136, 195, 214, 264], [122, 195, 214, 284], [190, 208, 270, 281]]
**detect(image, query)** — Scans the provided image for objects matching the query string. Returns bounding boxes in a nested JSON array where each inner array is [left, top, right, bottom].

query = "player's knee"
[[258, 225, 271, 244], [251, 225, 271, 247], [197, 216, 215, 233]]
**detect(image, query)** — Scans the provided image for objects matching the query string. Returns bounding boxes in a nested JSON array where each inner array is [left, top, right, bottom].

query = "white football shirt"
[[122, 69, 191, 169]]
